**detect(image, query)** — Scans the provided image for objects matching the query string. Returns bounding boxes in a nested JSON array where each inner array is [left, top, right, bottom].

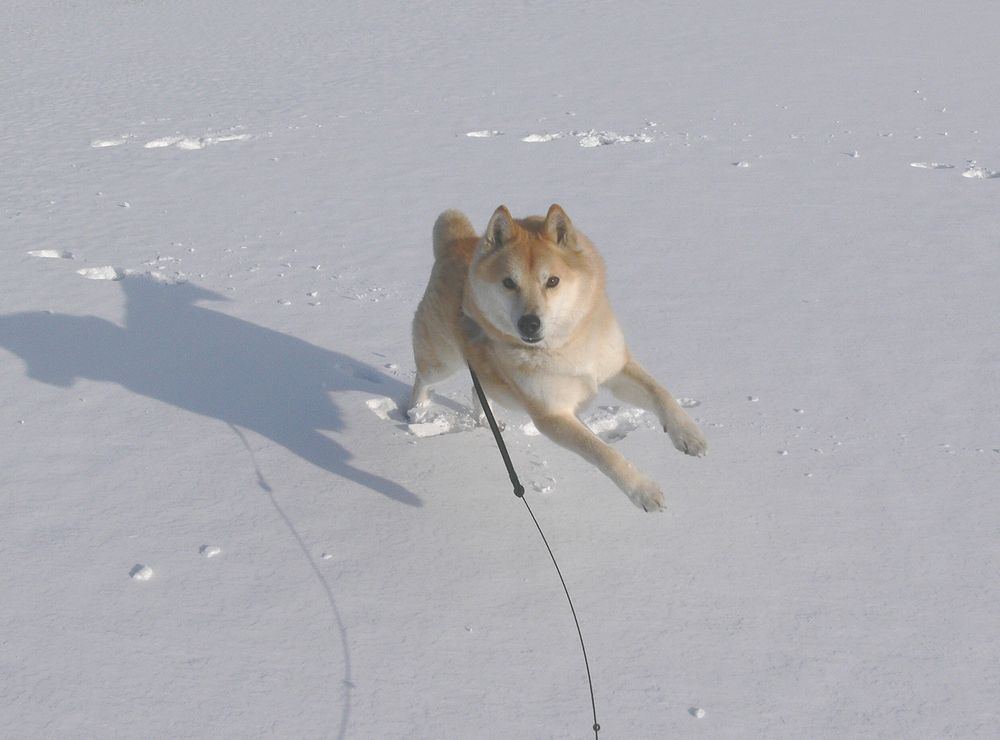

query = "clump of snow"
[[574, 129, 654, 147], [520, 420, 540, 436], [76, 266, 126, 280], [27, 249, 75, 259], [583, 406, 656, 442], [129, 564, 154, 581], [366, 396, 398, 421], [961, 162, 1000, 179], [90, 136, 129, 148], [141, 132, 253, 150], [530, 476, 556, 493], [407, 417, 453, 437], [144, 136, 184, 149]]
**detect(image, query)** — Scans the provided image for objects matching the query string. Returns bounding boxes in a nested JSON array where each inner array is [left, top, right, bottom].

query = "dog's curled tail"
[[433, 209, 477, 260]]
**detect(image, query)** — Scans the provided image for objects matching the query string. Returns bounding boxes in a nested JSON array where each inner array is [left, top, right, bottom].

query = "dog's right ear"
[[482, 205, 515, 251]]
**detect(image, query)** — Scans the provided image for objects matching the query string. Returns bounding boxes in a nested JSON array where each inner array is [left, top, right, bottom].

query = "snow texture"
[[2, 1, 999, 738]]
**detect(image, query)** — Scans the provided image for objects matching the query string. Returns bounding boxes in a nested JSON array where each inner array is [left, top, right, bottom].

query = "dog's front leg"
[[531, 412, 665, 511], [606, 359, 707, 457], [470, 386, 506, 430]]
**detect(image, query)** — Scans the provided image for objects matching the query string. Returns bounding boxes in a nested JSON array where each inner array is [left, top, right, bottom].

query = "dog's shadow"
[[0, 274, 419, 506]]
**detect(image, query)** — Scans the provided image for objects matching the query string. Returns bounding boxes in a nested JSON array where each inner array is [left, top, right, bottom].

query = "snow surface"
[[3, 1, 999, 737]]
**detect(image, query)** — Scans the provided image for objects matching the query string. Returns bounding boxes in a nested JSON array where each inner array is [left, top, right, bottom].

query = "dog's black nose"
[[518, 314, 541, 337]]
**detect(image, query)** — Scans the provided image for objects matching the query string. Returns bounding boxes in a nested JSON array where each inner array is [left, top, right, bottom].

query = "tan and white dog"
[[409, 204, 706, 511]]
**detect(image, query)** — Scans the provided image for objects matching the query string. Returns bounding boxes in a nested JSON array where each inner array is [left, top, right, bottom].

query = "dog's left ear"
[[543, 204, 578, 250]]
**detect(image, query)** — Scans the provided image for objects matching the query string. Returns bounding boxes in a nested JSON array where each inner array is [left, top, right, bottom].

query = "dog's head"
[[467, 204, 601, 348]]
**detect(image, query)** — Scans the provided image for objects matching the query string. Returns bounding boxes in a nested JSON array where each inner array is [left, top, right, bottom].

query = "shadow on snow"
[[0, 274, 419, 506]]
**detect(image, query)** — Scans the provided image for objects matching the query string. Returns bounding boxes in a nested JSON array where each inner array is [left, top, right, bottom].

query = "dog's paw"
[[624, 476, 665, 512], [475, 414, 506, 431], [406, 403, 429, 423], [666, 419, 707, 457]]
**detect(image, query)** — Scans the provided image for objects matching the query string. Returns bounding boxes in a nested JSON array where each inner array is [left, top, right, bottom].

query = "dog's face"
[[468, 204, 597, 349]]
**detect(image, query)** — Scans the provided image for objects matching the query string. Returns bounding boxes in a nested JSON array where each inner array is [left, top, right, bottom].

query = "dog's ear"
[[543, 204, 578, 250], [483, 205, 515, 251]]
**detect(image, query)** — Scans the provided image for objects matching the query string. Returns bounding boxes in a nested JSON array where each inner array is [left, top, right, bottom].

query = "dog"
[[409, 204, 706, 511]]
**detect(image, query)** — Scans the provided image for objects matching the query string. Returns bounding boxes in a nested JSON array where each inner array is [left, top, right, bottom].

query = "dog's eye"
[[546, 276, 560, 288], [502, 277, 517, 290]]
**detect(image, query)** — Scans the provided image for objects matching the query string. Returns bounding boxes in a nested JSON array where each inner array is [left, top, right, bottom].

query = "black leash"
[[468, 365, 600, 739]]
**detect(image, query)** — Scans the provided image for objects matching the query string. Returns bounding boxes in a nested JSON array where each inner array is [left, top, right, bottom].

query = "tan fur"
[[410, 204, 706, 511]]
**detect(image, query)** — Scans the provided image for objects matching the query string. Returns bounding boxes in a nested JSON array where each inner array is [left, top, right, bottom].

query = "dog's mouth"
[[520, 334, 544, 345]]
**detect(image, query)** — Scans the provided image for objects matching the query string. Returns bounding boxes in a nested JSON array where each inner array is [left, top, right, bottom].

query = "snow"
[[2, 1, 999, 737], [129, 564, 155, 582]]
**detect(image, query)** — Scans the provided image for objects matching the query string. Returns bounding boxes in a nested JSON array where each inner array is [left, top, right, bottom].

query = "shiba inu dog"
[[409, 204, 706, 511]]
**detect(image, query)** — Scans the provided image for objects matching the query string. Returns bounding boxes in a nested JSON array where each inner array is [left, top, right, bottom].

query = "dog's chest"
[[503, 347, 603, 411]]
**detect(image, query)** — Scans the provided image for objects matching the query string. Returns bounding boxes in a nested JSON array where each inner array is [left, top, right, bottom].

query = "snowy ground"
[[3, 1, 999, 737]]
